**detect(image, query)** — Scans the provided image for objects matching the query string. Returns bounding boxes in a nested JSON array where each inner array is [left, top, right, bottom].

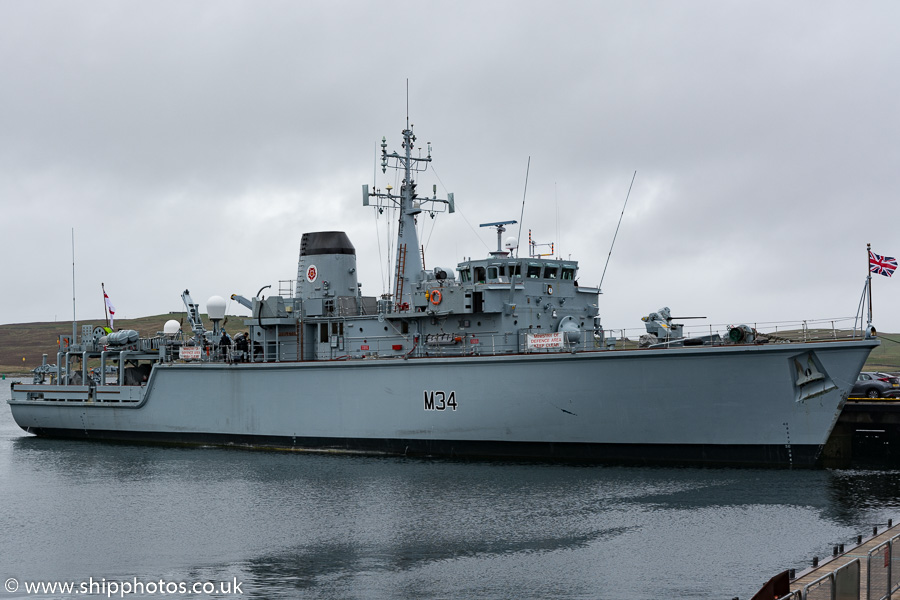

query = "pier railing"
[[790, 534, 900, 600], [803, 558, 860, 599], [866, 532, 900, 600], [781, 526, 900, 600]]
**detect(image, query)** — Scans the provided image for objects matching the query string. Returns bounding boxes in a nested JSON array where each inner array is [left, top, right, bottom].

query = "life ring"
[[430, 290, 442, 305]]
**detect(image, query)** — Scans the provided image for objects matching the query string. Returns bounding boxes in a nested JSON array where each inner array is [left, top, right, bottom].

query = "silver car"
[[851, 372, 900, 398]]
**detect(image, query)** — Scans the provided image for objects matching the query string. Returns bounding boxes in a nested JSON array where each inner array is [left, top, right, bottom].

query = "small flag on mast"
[[869, 250, 897, 277], [103, 286, 116, 328]]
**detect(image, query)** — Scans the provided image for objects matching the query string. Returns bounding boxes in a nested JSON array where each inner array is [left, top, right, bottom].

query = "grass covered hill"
[[0, 313, 246, 374], [865, 334, 900, 372]]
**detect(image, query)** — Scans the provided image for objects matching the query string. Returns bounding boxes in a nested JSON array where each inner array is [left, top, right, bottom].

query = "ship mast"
[[363, 119, 454, 312]]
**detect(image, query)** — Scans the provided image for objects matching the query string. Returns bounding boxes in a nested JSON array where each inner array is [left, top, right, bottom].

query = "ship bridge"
[[458, 257, 578, 287], [455, 256, 599, 310]]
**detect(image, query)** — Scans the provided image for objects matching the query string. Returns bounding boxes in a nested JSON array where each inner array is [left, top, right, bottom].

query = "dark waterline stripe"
[[20, 426, 822, 468]]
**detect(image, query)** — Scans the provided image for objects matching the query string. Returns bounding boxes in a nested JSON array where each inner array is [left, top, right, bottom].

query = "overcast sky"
[[1, 1, 898, 336]]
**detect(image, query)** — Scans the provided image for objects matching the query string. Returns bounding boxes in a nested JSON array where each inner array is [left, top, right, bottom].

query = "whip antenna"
[[71, 228, 76, 344], [599, 170, 637, 290], [514, 156, 531, 257]]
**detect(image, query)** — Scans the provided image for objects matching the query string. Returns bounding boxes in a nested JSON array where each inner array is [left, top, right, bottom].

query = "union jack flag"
[[869, 250, 897, 277]]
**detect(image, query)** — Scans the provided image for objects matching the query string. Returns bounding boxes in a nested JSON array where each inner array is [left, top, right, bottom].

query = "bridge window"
[[488, 266, 499, 280], [527, 264, 541, 278], [561, 267, 575, 280], [459, 268, 471, 283], [544, 266, 558, 279], [508, 263, 521, 278], [474, 266, 486, 283]]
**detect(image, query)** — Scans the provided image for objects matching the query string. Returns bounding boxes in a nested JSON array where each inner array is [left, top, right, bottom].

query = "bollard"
[[890, 519, 894, 528], [839, 543, 844, 553], [875, 526, 879, 536], [833, 545, 838, 556], [789, 568, 796, 579], [858, 535, 863, 545], [813, 556, 819, 567]]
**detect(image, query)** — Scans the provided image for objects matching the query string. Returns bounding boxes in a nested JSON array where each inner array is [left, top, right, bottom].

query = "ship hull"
[[8, 340, 877, 467]]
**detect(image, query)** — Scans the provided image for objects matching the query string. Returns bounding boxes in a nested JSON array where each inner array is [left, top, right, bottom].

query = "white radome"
[[206, 295, 227, 320]]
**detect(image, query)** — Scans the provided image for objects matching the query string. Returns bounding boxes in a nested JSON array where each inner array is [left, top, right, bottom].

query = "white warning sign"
[[527, 332, 565, 349], [179, 346, 202, 360]]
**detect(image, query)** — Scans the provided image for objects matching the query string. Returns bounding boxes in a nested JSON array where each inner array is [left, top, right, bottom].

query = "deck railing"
[[601, 316, 865, 350], [28, 316, 875, 381]]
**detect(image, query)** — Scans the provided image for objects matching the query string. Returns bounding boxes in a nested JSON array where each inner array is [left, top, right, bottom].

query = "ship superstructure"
[[217, 121, 602, 363]]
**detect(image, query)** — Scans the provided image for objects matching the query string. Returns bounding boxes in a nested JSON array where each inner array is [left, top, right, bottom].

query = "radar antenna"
[[480, 221, 517, 257]]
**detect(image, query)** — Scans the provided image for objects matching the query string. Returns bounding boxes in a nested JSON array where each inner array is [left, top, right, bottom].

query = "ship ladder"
[[394, 243, 407, 311]]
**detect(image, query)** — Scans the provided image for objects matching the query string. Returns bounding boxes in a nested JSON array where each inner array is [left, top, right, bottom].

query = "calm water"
[[3, 378, 900, 599]]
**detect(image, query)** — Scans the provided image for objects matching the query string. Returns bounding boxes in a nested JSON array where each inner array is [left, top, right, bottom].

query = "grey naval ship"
[[8, 119, 879, 467]]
